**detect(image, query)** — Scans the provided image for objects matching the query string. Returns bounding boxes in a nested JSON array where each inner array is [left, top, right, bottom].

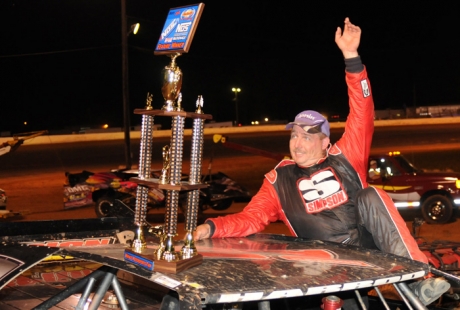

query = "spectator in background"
[[368, 159, 381, 180]]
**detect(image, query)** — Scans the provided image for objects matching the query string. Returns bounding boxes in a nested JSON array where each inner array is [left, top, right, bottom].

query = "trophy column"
[[132, 93, 154, 252], [182, 96, 205, 258], [159, 114, 185, 261]]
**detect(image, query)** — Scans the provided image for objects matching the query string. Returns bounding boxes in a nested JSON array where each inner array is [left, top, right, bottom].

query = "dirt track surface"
[[1, 151, 460, 244]]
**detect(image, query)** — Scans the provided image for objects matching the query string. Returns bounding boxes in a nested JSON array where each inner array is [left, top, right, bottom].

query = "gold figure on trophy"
[[145, 92, 153, 110], [159, 145, 170, 184], [161, 53, 182, 111], [153, 228, 167, 260], [195, 95, 204, 114]]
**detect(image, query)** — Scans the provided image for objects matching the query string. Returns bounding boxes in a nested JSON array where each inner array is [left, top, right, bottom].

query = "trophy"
[[161, 53, 182, 111], [125, 3, 209, 274]]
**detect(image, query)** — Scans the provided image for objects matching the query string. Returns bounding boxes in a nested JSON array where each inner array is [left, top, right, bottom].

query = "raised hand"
[[334, 17, 361, 59]]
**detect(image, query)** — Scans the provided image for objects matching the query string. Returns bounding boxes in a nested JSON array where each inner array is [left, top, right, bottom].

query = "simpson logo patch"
[[361, 79, 370, 98], [298, 169, 348, 213]]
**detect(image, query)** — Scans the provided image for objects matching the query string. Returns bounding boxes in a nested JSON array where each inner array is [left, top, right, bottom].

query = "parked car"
[[64, 169, 251, 218], [367, 151, 460, 224]]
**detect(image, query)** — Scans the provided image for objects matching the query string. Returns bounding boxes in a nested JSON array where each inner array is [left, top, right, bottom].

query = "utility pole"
[[121, 0, 131, 169]]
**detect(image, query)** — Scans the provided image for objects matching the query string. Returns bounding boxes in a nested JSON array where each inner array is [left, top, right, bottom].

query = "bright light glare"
[[129, 23, 140, 35], [232, 87, 241, 92], [264, 118, 268, 122], [394, 201, 420, 208], [133, 23, 140, 35], [103, 124, 109, 129]]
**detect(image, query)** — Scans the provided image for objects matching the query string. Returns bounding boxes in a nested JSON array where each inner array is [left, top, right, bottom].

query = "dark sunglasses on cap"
[[301, 123, 323, 134]]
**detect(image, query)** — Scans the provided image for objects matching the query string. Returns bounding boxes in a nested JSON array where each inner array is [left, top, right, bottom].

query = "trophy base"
[[124, 248, 203, 274]]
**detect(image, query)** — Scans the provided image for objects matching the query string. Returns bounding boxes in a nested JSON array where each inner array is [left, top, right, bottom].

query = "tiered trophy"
[[124, 53, 212, 273]]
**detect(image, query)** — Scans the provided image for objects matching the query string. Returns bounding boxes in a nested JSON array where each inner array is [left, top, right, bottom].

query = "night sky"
[[1, 1, 459, 134]]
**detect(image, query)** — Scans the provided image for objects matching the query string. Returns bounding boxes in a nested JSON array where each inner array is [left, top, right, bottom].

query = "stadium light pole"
[[232, 87, 241, 126], [121, 0, 140, 169]]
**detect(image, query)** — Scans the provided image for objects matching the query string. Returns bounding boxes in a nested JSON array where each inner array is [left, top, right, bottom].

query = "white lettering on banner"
[[176, 22, 191, 33], [298, 169, 348, 213], [361, 79, 370, 97], [161, 18, 179, 39]]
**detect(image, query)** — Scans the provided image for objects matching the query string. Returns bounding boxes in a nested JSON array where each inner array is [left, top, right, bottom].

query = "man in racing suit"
[[195, 17, 425, 264], [193, 17, 450, 306]]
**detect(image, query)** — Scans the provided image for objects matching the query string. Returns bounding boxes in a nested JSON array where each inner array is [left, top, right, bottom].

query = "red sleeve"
[[209, 179, 284, 238], [334, 67, 374, 186]]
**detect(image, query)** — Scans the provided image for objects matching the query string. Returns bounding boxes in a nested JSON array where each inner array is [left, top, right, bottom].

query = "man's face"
[[289, 125, 329, 167]]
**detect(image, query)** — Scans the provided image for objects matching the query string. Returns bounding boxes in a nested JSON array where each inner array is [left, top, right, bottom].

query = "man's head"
[[286, 110, 330, 167], [370, 160, 377, 167]]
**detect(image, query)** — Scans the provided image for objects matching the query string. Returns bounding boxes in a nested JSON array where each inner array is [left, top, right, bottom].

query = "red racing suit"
[[207, 59, 427, 264]]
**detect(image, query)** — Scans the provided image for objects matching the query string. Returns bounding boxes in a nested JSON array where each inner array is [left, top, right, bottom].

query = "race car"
[[64, 169, 251, 218]]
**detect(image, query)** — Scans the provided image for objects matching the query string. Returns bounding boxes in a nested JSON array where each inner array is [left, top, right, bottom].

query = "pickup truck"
[[367, 151, 460, 224]]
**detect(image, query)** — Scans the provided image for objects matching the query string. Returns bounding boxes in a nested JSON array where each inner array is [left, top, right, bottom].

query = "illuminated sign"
[[154, 3, 205, 55]]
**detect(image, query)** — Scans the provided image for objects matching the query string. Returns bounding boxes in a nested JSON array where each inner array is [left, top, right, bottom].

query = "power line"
[[0, 45, 120, 59]]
